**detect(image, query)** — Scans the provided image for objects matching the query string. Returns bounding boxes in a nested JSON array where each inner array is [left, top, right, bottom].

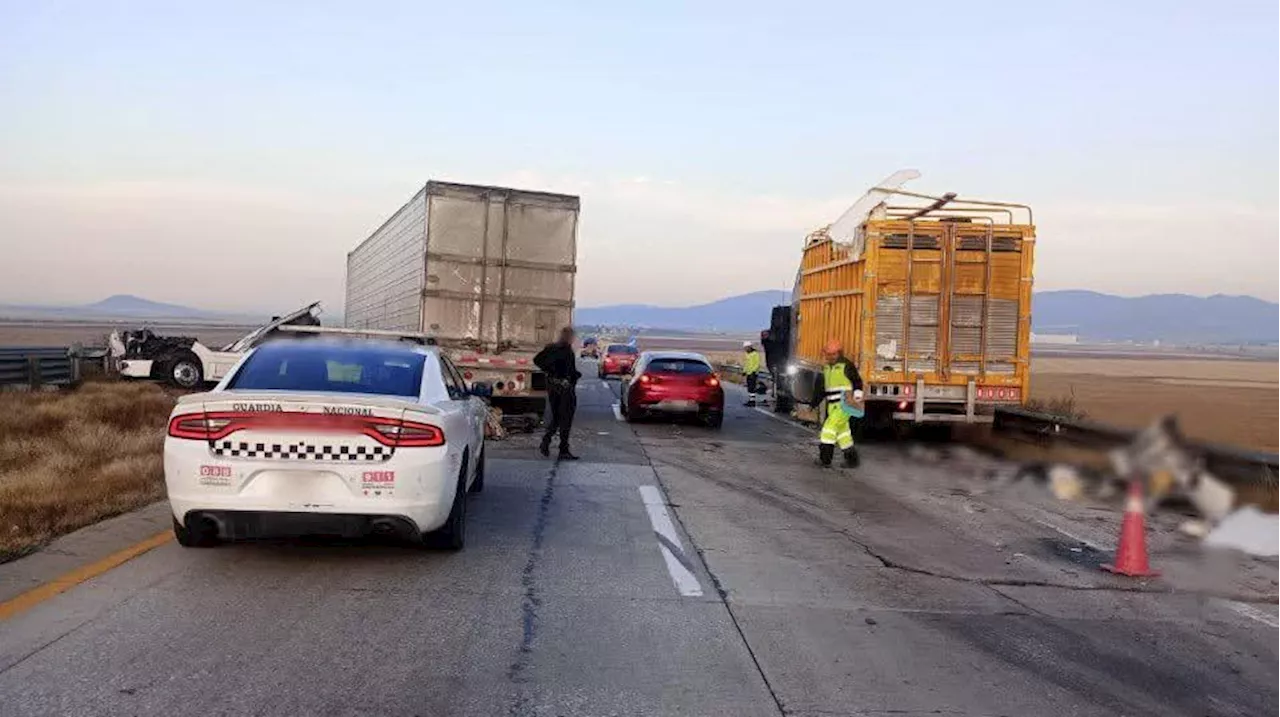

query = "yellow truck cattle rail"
[[780, 186, 1035, 424]]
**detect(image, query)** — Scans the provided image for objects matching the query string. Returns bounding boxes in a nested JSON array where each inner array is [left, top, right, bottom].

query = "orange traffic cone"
[[1102, 480, 1160, 577]]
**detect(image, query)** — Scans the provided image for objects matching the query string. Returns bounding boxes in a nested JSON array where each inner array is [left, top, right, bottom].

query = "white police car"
[[163, 339, 488, 550]]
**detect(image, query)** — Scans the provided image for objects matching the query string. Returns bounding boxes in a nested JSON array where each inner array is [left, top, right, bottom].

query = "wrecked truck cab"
[[110, 302, 324, 389]]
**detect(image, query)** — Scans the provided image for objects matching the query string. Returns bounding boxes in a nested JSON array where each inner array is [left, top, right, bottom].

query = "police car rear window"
[[229, 344, 426, 397], [647, 358, 712, 374]]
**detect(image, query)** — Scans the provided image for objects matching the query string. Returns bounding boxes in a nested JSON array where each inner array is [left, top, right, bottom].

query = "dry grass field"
[[1030, 357, 1278, 453], [0, 380, 176, 561]]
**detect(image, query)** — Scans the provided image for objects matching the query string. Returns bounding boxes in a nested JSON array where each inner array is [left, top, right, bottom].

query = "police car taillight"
[[168, 411, 443, 447], [370, 419, 445, 447], [167, 413, 231, 440]]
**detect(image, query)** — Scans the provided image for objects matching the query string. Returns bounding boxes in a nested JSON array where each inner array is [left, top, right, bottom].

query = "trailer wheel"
[[167, 352, 203, 389]]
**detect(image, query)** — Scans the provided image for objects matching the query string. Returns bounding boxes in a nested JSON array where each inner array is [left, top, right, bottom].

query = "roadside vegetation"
[[0, 379, 175, 561], [1024, 394, 1087, 421]]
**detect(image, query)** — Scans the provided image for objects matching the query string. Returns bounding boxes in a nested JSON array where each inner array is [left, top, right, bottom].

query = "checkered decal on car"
[[211, 441, 392, 462]]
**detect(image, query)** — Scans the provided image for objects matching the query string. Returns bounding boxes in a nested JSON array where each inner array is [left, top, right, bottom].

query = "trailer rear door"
[[421, 182, 578, 353], [871, 221, 1032, 383]]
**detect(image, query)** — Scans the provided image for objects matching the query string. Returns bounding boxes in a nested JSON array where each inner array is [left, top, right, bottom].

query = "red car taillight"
[[705, 376, 720, 387], [167, 411, 445, 447], [638, 374, 659, 384]]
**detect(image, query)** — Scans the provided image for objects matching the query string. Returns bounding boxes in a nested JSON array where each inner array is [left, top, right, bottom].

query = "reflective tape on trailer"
[[456, 356, 533, 368]]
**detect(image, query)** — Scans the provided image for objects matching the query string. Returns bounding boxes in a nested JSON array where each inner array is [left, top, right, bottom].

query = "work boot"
[[539, 436, 552, 458], [843, 447, 861, 469], [817, 444, 834, 467]]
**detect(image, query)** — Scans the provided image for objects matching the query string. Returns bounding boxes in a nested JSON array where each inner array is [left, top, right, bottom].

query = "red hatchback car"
[[621, 352, 724, 428], [598, 344, 639, 378]]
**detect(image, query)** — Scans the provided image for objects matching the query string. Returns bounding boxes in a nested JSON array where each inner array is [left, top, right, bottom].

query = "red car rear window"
[[607, 345, 638, 355], [646, 358, 711, 375]]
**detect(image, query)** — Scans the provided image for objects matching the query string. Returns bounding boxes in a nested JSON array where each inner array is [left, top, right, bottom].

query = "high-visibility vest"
[[743, 351, 761, 375], [823, 361, 853, 403]]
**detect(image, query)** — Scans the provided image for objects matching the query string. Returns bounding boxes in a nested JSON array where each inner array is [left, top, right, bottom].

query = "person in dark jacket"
[[534, 327, 582, 460]]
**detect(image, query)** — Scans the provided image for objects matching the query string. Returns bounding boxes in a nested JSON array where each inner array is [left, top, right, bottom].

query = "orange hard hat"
[[822, 339, 842, 356]]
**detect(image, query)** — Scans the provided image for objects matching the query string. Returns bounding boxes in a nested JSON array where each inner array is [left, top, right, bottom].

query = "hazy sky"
[[2, 1, 1277, 313]]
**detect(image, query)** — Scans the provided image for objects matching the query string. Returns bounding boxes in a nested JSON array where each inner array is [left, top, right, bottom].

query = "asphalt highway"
[[0, 362, 1274, 716]]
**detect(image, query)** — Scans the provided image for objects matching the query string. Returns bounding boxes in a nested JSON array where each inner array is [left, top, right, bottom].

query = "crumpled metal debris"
[[1108, 415, 1236, 523], [485, 406, 508, 440]]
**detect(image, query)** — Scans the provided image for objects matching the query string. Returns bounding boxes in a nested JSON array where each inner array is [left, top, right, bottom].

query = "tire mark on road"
[[506, 461, 558, 716]]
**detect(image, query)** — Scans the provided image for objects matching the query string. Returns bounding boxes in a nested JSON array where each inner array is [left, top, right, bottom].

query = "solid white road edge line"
[[638, 485, 704, 597], [752, 405, 815, 433], [1029, 516, 1109, 552], [1215, 599, 1280, 629]]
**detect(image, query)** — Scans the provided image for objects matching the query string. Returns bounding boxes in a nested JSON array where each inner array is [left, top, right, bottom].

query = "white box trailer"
[[345, 181, 579, 414]]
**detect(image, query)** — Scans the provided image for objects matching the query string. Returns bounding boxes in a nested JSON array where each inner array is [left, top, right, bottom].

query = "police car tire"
[[173, 517, 217, 548], [428, 468, 468, 551], [469, 448, 486, 494]]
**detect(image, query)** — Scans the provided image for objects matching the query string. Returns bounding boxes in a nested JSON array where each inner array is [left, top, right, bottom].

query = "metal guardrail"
[[0, 347, 80, 389], [715, 363, 744, 382], [992, 407, 1279, 488]]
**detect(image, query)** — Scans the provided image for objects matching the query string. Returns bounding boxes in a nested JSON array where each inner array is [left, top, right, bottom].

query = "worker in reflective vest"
[[742, 341, 762, 407], [813, 339, 864, 468]]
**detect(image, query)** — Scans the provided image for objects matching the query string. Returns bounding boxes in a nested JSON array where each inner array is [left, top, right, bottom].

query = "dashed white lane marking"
[[638, 485, 704, 597], [1215, 599, 1280, 628], [612, 402, 624, 421]]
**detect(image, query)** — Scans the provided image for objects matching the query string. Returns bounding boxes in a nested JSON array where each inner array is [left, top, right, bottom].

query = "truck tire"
[[773, 393, 794, 414], [167, 352, 203, 389]]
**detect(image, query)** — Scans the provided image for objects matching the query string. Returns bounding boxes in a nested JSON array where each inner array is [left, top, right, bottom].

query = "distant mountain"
[[0, 295, 262, 323], [1032, 291, 1278, 344], [577, 289, 1279, 344], [81, 294, 208, 317], [576, 291, 790, 332]]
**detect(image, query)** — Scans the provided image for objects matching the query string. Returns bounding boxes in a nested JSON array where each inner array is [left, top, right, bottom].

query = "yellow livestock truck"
[[773, 173, 1035, 425]]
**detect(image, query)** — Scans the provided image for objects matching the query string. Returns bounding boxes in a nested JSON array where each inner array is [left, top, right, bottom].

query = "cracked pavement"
[[0, 364, 1274, 716]]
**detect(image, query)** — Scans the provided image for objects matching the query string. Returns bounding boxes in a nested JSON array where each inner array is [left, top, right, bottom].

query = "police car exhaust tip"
[[369, 518, 402, 537], [190, 514, 221, 537]]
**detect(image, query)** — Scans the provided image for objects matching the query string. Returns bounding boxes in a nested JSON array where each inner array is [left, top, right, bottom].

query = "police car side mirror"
[[468, 382, 493, 398]]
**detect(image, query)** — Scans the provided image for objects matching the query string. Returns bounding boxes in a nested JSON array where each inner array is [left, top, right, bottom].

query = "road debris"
[[485, 407, 508, 440], [1110, 416, 1241, 523], [1204, 506, 1280, 557]]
